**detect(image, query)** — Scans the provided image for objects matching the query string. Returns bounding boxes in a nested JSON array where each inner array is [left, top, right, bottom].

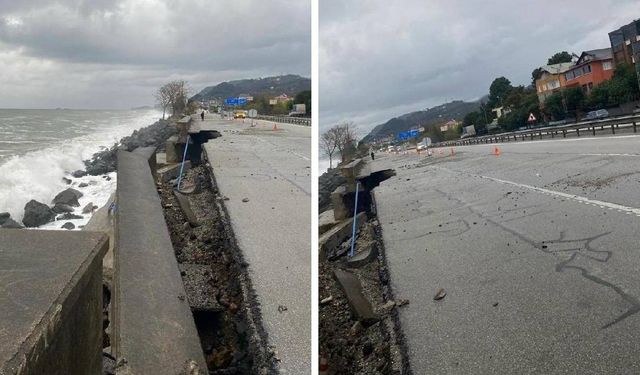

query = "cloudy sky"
[[0, 0, 310, 109], [320, 0, 640, 136]]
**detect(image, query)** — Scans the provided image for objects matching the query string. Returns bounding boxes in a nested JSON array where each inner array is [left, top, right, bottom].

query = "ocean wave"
[[0, 109, 161, 223]]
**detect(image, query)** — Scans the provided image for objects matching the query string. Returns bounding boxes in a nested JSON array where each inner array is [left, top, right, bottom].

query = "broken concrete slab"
[[179, 264, 223, 312], [173, 190, 199, 227], [331, 186, 350, 221], [157, 161, 192, 183], [319, 209, 338, 235], [346, 242, 378, 268], [319, 212, 366, 259], [333, 268, 378, 326]]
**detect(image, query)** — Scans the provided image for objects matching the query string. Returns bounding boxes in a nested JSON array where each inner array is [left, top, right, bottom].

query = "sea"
[[0, 108, 163, 228]]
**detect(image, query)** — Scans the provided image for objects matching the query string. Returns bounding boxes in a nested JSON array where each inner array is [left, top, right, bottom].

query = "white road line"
[[436, 166, 640, 217], [481, 175, 640, 217], [291, 151, 311, 161]]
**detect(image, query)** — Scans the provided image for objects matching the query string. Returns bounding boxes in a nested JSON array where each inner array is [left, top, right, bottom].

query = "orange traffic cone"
[[493, 146, 501, 156], [319, 355, 329, 374], [272, 123, 279, 131]]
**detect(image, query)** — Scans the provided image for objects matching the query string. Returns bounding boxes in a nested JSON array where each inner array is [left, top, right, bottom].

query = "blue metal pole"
[[349, 181, 360, 257], [177, 135, 190, 190]]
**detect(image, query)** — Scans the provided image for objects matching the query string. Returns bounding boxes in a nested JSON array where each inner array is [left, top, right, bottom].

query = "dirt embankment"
[[319, 216, 411, 375], [158, 165, 275, 375]]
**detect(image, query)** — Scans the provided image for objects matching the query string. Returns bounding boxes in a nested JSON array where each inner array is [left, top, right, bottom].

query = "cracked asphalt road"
[[372, 135, 640, 374]]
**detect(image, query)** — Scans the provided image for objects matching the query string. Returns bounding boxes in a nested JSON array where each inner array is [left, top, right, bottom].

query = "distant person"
[[370, 150, 375, 160], [200, 111, 205, 121]]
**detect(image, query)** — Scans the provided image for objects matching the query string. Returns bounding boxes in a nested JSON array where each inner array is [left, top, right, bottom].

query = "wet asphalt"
[[372, 135, 640, 374], [202, 117, 311, 374]]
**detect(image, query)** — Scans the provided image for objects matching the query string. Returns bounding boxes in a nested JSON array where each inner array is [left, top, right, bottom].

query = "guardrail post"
[[562, 130, 566, 138], [611, 124, 615, 134], [592, 127, 595, 136], [634, 121, 637, 133], [539, 131, 542, 139], [576, 128, 580, 137], [551, 131, 555, 138]]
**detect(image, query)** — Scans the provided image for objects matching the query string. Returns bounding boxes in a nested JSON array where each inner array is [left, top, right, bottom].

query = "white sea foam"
[[0, 109, 161, 226]]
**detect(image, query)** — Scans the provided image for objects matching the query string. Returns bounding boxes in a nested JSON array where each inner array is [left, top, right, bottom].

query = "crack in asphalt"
[[433, 186, 640, 329]]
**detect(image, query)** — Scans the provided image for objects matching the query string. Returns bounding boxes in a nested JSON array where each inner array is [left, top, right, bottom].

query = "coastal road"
[[371, 135, 640, 374], [200, 117, 310, 373]]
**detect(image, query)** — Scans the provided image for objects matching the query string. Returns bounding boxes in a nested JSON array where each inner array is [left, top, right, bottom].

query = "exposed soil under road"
[[319, 217, 411, 375], [158, 165, 276, 375]]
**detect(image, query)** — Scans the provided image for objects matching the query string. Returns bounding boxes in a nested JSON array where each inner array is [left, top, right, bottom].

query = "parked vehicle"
[[583, 109, 609, 121], [416, 137, 432, 150]]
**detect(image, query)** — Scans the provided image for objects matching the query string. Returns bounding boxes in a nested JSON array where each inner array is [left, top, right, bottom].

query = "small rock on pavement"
[[242, 197, 249, 202], [277, 305, 288, 313], [61, 222, 75, 230], [434, 288, 447, 301]]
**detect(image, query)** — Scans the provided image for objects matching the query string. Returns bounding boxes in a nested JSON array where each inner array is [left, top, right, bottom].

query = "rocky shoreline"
[[0, 118, 175, 230]]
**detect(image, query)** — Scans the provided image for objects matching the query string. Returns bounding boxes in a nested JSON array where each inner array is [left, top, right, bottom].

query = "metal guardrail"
[[433, 113, 640, 147], [255, 115, 311, 126]]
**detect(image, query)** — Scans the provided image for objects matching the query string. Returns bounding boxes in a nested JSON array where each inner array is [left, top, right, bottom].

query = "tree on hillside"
[[320, 128, 339, 169], [544, 92, 566, 120], [531, 67, 544, 86], [547, 51, 573, 65], [488, 77, 513, 109]]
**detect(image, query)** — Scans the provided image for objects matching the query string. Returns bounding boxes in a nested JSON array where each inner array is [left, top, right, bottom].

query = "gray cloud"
[[0, 0, 310, 108], [320, 0, 640, 136]]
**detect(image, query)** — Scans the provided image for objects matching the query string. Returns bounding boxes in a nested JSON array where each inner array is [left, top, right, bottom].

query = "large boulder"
[[71, 170, 87, 178], [52, 203, 75, 213], [2, 218, 23, 229], [61, 222, 76, 230], [52, 188, 83, 207], [58, 212, 83, 220], [0, 212, 10, 225], [23, 200, 56, 227]]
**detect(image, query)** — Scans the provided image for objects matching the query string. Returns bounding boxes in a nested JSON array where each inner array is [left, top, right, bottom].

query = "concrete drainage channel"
[[319, 159, 412, 374], [158, 162, 275, 374]]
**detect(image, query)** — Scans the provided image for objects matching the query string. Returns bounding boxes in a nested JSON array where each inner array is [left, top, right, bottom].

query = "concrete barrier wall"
[[113, 150, 206, 373], [0, 230, 108, 375]]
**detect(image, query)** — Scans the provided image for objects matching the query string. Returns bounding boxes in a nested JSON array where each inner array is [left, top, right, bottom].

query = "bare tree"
[[156, 80, 190, 118], [154, 84, 172, 120], [334, 122, 357, 162], [320, 128, 339, 169]]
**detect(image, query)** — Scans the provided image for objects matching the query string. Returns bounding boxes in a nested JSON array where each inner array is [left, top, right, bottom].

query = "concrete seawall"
[[0, 230, 108, 374], [112, 150, 206, 373]]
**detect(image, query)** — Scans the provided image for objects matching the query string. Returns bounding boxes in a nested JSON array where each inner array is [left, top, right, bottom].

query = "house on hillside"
[[535, 62, 575, 107], [272, 93, 293, 104], [563, 48, 614, 95], [439, 119, 460, 132], [609, 19, 640, 72]]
